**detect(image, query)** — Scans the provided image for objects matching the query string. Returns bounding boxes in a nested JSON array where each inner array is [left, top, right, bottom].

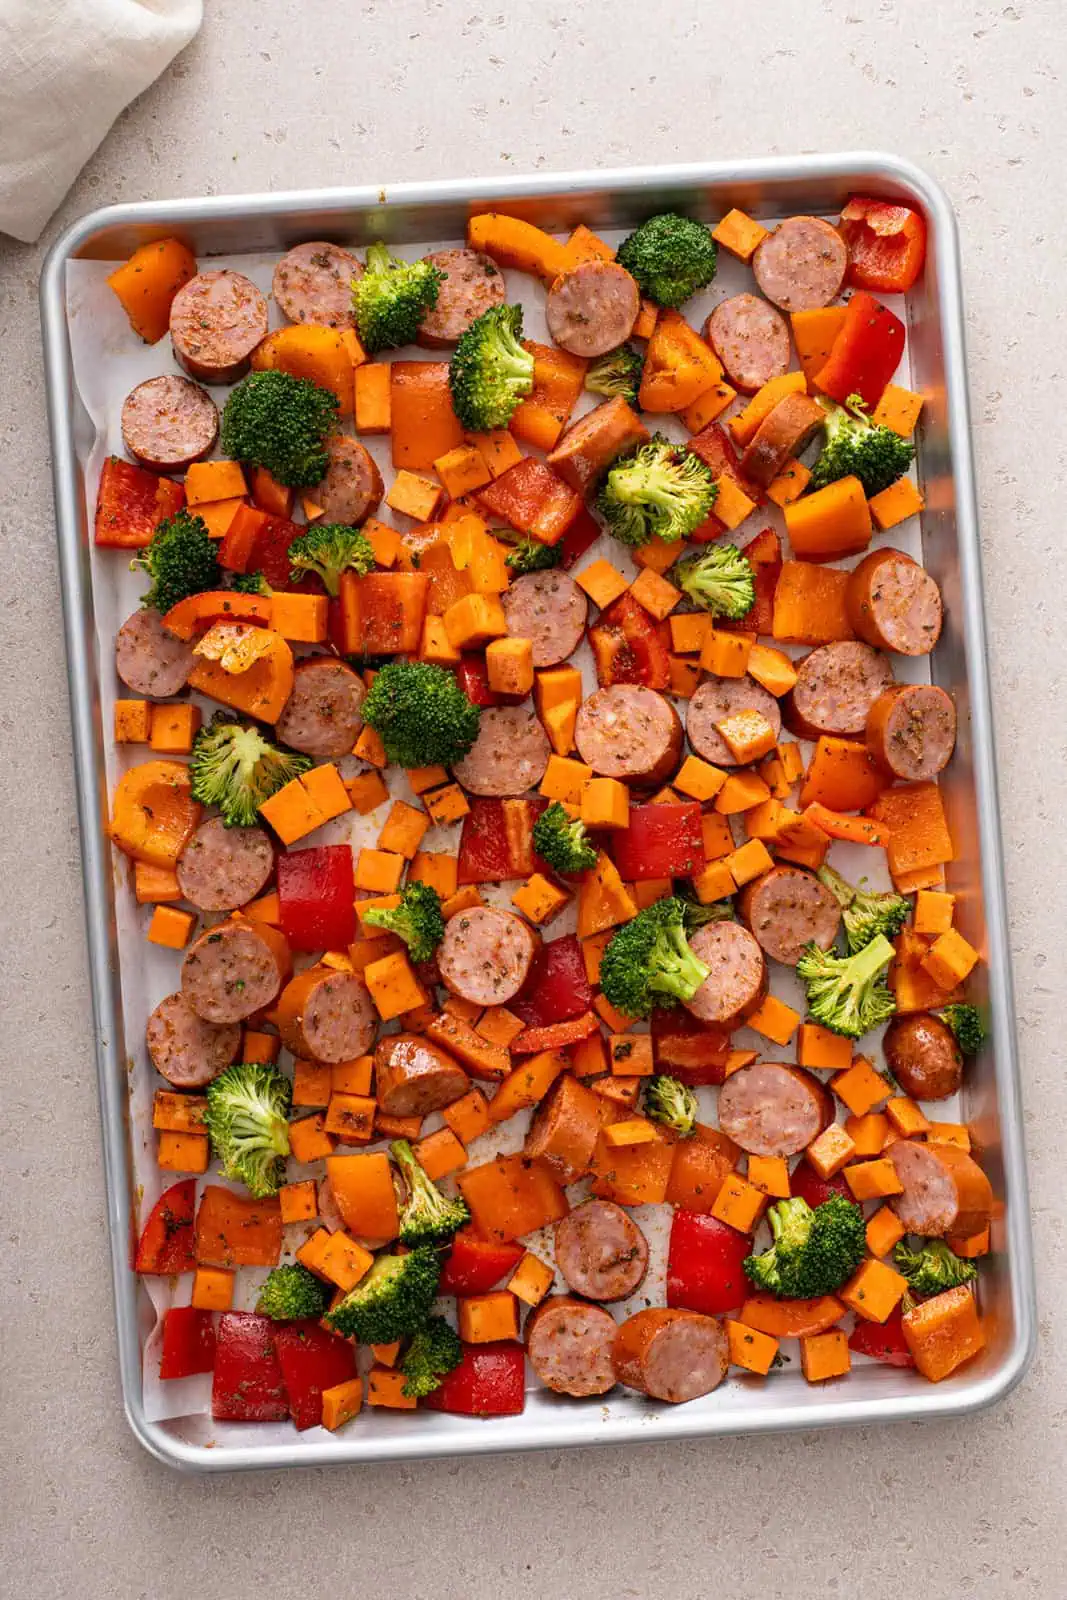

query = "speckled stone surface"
[[1, 2, 1064, 1594]]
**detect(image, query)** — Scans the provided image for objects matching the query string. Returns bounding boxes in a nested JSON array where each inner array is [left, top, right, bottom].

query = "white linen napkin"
[[0, 0, 203, 243]]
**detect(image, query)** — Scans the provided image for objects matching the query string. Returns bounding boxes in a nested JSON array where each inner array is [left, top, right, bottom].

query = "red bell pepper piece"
[[277, 845, 356, 952], [589, 593, 672, 690], [511, 934, 592, 1028], [666, 1210, 752, 1316], [814, 290, 905, 410], [610, 803, 704, 882], [456, 798, 547, 885], [158, 1306, 217, 1379], [478, 458, 582, 547], [218, 503, 268, 574], [840, 196, 927, 294], [423, 1342, 526, 1416], [438, 1227, 525, 1295], [650, 1008, 732, 1083], [789, 1159, 851, 1210], [557, 506, 602, 570], [211, 1312, 289, 1422], [685, 424, 762, 542], [94, 456, 186, 549], [134, 1178, 197, 1274], [717, 527, 781, 637], [343, 571, 429, 656], [510, 1010, 600, 1054], [273, 1320, 359, 1430], [848, 1304, 915, 1367]]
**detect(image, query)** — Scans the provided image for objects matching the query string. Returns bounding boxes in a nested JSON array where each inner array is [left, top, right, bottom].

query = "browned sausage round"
[[546, 395, 650, 495], [739, 865, 841, 965], [313, 433, 384, 526], [181, 922, 286, 1024], [417, 248, 506, 346], [785, 641, 895, 738], [684, 923, 767, 1026], [888, 1140, 994, 1238], [438, 906, 536, 1007], [170, 270, 269, 384], [502, 570, 587, 668], [545, 261, 640, 358], [272, 241, 361, 327], [612, 1308, 728, 1404], [687, 676, 783, 768], [555, 1199, 649, 1303], [740, 390, 826, 487], [752, 216, 848, 312], [276, 965, 376, 1063], [575, 686, 683, 787], [146, 991, 241, 1087], [705, 293, 791, 394], [526, 1297, 617, 1397], [115, 608, 195, 698], [866, 683, 957, 782], [884, 1013, 963, 1102], [375, 1033, 471, 1116], [524, 1073, 604, 1184], [451, 705, 551, 796], [274, 657, 365, 760], [121, 375, 219, 471], [176, 818, 274, 912], [846, 547, 943, 656], [718, 1062, 831, 1156]]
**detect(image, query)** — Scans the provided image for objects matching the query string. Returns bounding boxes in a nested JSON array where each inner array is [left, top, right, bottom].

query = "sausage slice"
[[146, 992, 240, 1088], [272, 241, 360, 328], [718, 1062, 831, 1156], [417, 248, 506, 346], [785, 641, 895, 738], [612, 1308, 728, 1404], [526, 1297, 617, 1397], [739, 865, 841, 965], [115, 608, 195, 698], [451, 705, 551, 796], [740, 390, 826, 487], [752, 216, 848, 312], [121, 375, 219, 471], [545, 260, 640, 358], [524, 1073, 604, 1184], [684, 923, 767, 1027], [555, 1199, 649, 1303], [275, 965, 376, 1063], [687, 676, 782, 768], [705, 293, 791, 394], [883, 1013, 963, 1102], [888, 1141, 994, 1238], [274, 657, 366, 760], [438, 906, 536, 1007], [546, 396, 650, 496], [170, 270, 269, 384], [313, 433, 384, 526], [181, 921, 286, 1024], [867, 684, 957, 782], [846, 548, 943, 656], [502, 570, 587, 668], [176, 818, 274, 912], [375, 1033, 470, 1117], [574, 686, 683, 787]]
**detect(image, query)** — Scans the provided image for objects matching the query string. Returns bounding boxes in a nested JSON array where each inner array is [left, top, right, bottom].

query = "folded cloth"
[[0, 0, 202, 243]]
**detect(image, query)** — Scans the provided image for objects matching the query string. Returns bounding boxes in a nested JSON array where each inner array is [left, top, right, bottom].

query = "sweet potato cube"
[[921, 929, 979, 989], [279, 1179, 318, 1224], [745, 993, 800, 1046], [321, 1377, 363, 1430], [147, 905, 195, 950], [149, 702, 200, 755], [575, 558, 629, 609], [840, 1257, 909, 1323], [354, 848, 405, 894], [512, 872, 570, 926], [377, 799, 430, 860], [442, 592, 507, 650], [507, 1251, 555, 1308], [832, 1056, 890, 1117], [115, 699, 152, 743], [364, 950, 427, 1021], [458, 1291, 520, 1343], [806, 1123, 856, 1179], [844, 1158, 903, 1201], [700, 627, 753, 677], [800, 1328, 851, 1383], [747, 1155, 790, 1198], [865, 1205, 906, 1259], [157, 1130, 209, 1173], [288, 1113, 336, 1163], [486, 635, 534, 696], [727, 1319, 779, 1375], [580, 777, 629, 829], [367, 1366, 417, 1408], [191, 1267, 234, 1311], [300, 762, 351, 823], [442, 1086, 492, 1145], [712, 208, 770, 261], [711, 1173, 767, 1233], [725, 838, 775, 888], [413, 1126, 468, 1180]]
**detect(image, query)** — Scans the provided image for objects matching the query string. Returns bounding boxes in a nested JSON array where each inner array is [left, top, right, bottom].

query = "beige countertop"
[[1, 2, 1063, 1594]]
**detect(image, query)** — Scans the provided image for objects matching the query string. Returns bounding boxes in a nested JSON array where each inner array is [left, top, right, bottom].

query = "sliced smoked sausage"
[[451, 705, 551, 796], [176, 818, 274, 912], [274, 657, 365, 760], [718, 1062, 831, 1156], [181, 921, 287, 1024], [170, 270, 269, 384], [740, 390, 826, 487], [575, 686, 682, 787], [612, 1308, 728, 1404], [739, 865, 841, 965], [115, 608, 195, 698], [526, 1297, 617, 1397], [275, 965, 376, 1063], [313, 433, 384, 526], [684, 923, 767, 1027], [883, 1013, 963, 1102], [867, 683, 957, 782], [888, 1140, 993, 1238], [374, 1033, 470, 1117], [846, 547, 943, 656], [502, 570, 587, 668], [417, 248, 505, 346], [752, 216, 848, 313], [121, 375, 219, 471], [687, 676, 782, 768], [146, 992, 240, 1088], [705, 293, 791, 394], [272, 241, 360, 327], [546, 395, 650, 495], [524, 1073, 604, 1184], [545, 260, 640, 358], [437, 906, 536, 1007], [785, 641, 895, 738], [555, 1199, 649, 1303]]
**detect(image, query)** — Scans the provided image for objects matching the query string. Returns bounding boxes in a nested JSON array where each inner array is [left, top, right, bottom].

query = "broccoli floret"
[[585, 345, 644, 407], [532, 801, 598, 875], [894, 1239, 978, 1297], [391, 1139, 470, 1248], [230, 570, 272, 596], [817, 864, 910, 953], [204, 1062, 291, 1199], [449, 303, 535, 431], [361, 659, 481, 768], [599, 896, 711, 1020], [796, 934, 897, 1040], [287, 522, 375, 595], [744, 1195, 867, 1299], [938, 1003, 986, 1056], [679, 894, 736, 930], [256, 1263, 331, 1321], [190, 712, 312, 827], [362, 881, 445, 963], [220, 369, 340, 487], [353, 242, 443, 354], [505, 536, 562, 576], [130, 510, 220, 616], [616, 213, 718, 308], [673, 543, 756, 621], [597, 435, 717, 547], [325, 1247, 441, 1344], [809, 395, 915, 498], [400, 1315, 463, 1399], [644, 1074, 698, 1137]]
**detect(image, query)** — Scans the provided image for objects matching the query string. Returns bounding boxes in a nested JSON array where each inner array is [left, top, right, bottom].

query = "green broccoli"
[[391, 1139, 470, 1248], [204, 1062, 291, 1199], [817, 864, 910, 953], [679, 894, 736, 930], [532, 801, 598, 875], [616, 213, 718, 307], [255, 1263, 331, 1321], [325, 1247, 441, 1344], [597, 435, 717, 547], [504, 536, 562, 576], [189, 712, 312, 827], [286, 522, 375, 595], [599, 896, 711, 1020], [795, 934, 897, 1040], [230, 570, 272, 596], [894, 1239, 977, 1297], [353, 242, 443, 354], [361, 659, 481, 768], [220, 369, 340, 487], [362, 881, 445, 963], [809, 394, 915, 498], [448, 303, 536, 431], [400, 1316, 463, 1399], [585, 345, 644, 407], [938, 1003, 986, 1055], [673, 543, 756, 621], [644, 1074, 698, 1137], [130, 510, 220, 616], [743, 1195, 867, 1299]]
